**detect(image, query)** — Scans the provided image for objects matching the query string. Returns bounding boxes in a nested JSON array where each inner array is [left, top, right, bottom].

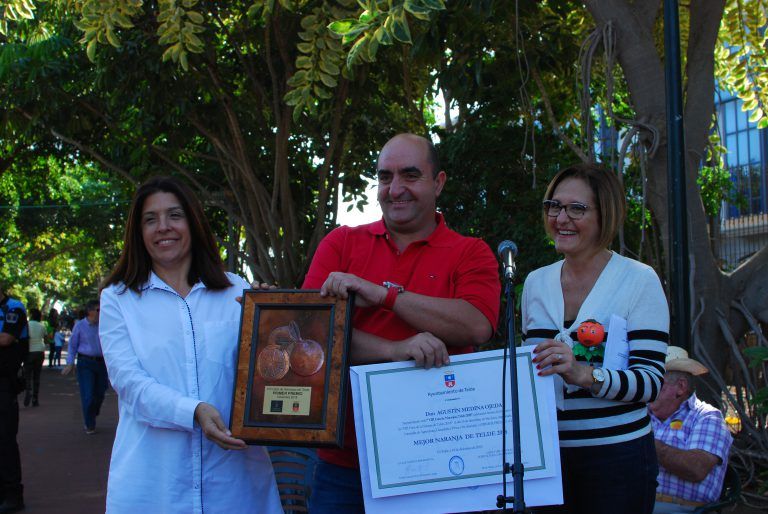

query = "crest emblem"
[[444, 371, 456, 388]]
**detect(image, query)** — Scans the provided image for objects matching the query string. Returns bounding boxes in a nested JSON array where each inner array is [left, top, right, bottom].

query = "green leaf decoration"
[[572, 343, 604, 362], [572, 344, 589, 359]]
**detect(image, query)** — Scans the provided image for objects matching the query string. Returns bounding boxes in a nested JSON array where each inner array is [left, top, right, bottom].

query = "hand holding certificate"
[[350, 348, 563, 513]]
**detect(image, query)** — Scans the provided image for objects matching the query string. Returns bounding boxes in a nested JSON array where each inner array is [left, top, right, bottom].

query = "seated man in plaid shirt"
[[649, 346, 733, 513]]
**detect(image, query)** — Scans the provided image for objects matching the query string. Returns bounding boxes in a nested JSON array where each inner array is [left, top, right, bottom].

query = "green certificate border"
[[364, 351, 546, 490]]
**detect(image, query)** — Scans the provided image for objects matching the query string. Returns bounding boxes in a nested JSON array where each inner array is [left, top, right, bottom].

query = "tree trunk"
[[583, 0, 768, 379]]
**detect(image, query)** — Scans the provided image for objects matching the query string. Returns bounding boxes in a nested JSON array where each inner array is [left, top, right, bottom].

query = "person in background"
[[522, 163, 669, 514], [650, 347, 733, 513], [23, 308, 46, 407], [0, 284, 28, 514], [303, 133, 501, 513], [46, 308, 59, 367], [52, 324, 65, 367], [62, 300, 108, 434], [99, 176, 281, 513]]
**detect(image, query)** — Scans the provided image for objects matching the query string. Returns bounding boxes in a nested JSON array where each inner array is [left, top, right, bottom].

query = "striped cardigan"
[[521, 252, 669, 447]]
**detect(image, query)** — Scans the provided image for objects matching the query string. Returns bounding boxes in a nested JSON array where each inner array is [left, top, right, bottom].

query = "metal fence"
[[714, 213, 768, 270], [713, 164, 768, 270]]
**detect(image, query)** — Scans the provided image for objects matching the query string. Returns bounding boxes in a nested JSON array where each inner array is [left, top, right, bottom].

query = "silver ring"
[[556, 354, 563, 361]]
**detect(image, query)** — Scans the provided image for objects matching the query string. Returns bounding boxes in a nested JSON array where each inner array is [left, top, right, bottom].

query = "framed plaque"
[[230, 289, 353, 447]]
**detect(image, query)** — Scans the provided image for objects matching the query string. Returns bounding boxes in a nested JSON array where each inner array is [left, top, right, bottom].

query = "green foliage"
[[437, 118, 560, 280], [327, 0, 445, 68], [716, 0, 768, 129], [285, 4, 348, 119], [1, 0, 430, 287], [0, 153, 131, 308], [744, 346, 768, 417], [73, 0, 144, 61], [698, 165, 733, 217], [0, 0, 37, 36], [745, 346, 768, 367]]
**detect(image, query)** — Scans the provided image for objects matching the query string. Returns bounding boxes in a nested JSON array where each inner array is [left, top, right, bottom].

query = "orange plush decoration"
[[577, 319, 604, 347]]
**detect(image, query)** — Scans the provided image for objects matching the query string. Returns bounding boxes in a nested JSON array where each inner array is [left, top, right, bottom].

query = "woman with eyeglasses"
[[98, 177, 281, 513], [522, 163, 669, 514]]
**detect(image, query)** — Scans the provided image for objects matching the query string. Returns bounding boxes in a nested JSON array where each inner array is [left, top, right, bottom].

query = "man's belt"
[[77, 353, 104, 361], [655, 493, 706, 507]]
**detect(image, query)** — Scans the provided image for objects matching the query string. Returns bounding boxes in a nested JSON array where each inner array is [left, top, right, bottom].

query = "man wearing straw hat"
[[649, 346, 733, 513]]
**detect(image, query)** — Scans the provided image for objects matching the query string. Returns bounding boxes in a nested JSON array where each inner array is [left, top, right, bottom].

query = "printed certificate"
[[352, 348, 559, 501]]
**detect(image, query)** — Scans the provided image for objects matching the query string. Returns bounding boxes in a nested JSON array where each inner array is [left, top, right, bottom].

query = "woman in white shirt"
[[99, 176, 282, 513]]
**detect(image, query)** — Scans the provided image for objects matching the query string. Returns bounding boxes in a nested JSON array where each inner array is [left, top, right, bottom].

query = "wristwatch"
[[591, 367, 606, 393], [382, 281, 404, 310]]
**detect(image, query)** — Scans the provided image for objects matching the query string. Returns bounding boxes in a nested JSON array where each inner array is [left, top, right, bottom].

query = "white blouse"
[[100, 271, 282, 513]]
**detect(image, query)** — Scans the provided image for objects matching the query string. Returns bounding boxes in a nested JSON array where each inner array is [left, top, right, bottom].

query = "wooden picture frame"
[[230, 289, 353, 447]]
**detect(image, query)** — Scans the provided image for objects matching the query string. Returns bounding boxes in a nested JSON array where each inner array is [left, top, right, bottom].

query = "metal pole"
[[663, 0, 692, 348]]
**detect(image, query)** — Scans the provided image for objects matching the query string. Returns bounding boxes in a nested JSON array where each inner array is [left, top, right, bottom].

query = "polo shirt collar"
[[669, 392, 697, 420], [369, 212, 453, 248]]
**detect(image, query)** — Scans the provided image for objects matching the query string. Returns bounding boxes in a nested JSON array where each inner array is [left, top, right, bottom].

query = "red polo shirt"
[[302, 213, 501, 468]]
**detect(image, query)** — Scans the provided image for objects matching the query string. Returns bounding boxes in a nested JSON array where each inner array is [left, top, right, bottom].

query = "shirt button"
[[194, 484, 200, 490]]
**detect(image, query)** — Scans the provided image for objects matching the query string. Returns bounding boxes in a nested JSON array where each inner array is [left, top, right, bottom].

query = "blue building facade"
[[714, 89, 768, 269]]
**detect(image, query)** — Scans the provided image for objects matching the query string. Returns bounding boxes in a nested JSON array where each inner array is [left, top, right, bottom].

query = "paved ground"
[[17, 362, 116, 513]]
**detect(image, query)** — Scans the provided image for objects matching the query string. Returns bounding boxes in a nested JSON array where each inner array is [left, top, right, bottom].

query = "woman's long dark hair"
[[103, 176, 231, 293]]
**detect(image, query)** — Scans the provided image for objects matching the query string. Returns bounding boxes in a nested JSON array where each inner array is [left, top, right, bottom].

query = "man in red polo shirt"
[[303, 133, 501, 513]]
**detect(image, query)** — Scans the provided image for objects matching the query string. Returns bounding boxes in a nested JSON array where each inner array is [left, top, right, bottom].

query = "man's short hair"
[[425, 138, 441, 178], [378, 133, 441, 178], [666, 370, 696, 396], [86, 300, 99, 313]]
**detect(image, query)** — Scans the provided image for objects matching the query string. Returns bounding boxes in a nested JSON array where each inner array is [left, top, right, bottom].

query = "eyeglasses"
[[543, 200, 590, 220]]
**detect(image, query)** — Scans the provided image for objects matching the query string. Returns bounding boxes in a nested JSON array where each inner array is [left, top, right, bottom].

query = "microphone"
[[497, 240, 518, 280]]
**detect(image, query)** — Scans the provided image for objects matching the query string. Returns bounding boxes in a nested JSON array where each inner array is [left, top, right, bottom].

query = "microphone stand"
[[496, 268, 527, 513]]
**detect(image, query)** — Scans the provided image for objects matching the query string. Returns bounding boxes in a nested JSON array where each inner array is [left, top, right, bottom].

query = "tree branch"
[[531, 68, 589, 162], [48, 127, 137, 185]]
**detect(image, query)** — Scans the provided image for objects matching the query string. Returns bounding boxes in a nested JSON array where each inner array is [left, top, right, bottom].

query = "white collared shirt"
[[100, 272, 282, 513]]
